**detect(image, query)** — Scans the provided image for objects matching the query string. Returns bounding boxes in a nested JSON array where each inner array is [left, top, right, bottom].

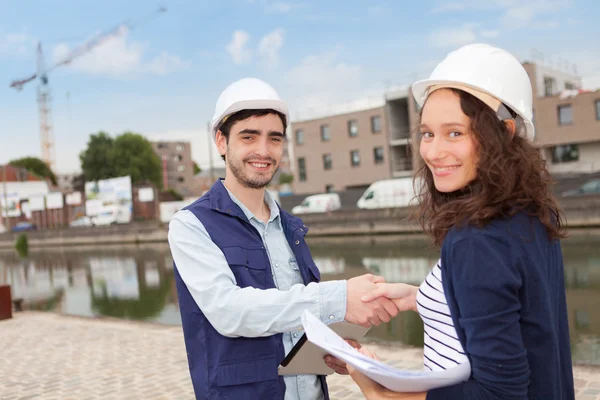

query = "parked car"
[[69, 216, 93, 228], [357, 178, 421, 209], [11, 222, 37, 232], [291, 193, 341, 214], [563, 179, 600, 197]]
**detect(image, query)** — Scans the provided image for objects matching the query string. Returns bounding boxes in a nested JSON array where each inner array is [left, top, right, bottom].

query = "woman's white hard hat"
[[411, 43, 535, 141], [210, 78, 289, 142]]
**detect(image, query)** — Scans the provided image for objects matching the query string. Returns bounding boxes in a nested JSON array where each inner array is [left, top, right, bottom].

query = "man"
[[168, 77, 398, 400]]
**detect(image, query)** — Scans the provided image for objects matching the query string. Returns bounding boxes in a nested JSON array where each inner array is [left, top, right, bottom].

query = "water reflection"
[[0, 237, 599, 365], [0, 245, 180, 325]]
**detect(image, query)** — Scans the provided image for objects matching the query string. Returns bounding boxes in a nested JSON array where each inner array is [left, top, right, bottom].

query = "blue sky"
[[0, 0, 598, 174]]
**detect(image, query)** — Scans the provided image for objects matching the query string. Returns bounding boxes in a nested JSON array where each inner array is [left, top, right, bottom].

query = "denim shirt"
[[168, 188, 347, 400]]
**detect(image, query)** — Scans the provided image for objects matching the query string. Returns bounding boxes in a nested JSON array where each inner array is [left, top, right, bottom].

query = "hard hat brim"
[[411, 78, 535, 141], [211, 98, 289, 141]]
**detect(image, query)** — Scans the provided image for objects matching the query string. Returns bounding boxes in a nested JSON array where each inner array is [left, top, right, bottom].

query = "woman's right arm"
[[361, 282, 419, 313]]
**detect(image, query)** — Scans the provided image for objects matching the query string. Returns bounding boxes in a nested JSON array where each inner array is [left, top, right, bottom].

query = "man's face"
[[217, 113, 285, 189]]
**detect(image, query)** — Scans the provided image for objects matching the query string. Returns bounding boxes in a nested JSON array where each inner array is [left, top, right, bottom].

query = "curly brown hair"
[[414, 88, 567, 246]]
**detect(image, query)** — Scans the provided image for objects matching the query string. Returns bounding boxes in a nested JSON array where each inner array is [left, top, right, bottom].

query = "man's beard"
[[228, 151, 278, 189]]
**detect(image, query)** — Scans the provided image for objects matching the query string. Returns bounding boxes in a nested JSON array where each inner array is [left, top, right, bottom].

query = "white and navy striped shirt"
[[416, 260, 470, 371]]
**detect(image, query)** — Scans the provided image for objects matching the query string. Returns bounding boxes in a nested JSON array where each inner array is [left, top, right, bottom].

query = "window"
[[295, 129, 304, 145], [558, 104, 573, 125], [177, 177, 185, 182], [320, 125, 330, 142], [565, 82, 576, 90], [544, 76, 556, 97], [176, 144, 183, 152], [373, 147, 384, 164], [157, 142, 167, 149], [325, 184, 334, 193], [350, 150, 360, 167], [323, 153, 332, 170], [596, 100, 600, 120], [298, 157, 307, 182], [177, 165, 186, 172], [551, 144, 579, 163], [371, 115, 381, 133], [348, 120, 358, 137]]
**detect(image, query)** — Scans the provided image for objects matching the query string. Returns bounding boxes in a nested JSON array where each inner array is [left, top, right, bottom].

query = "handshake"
[[344, 274, 419, 327]]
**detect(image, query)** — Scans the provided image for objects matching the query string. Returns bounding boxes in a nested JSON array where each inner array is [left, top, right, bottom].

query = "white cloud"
[[226, 30, 252, 65], [431, 1, 470, 13], [0, 32, 36, 56], [429, 24, 477, 48], [368, 6, 387, 16], [145, 51, 192, 75], [284, 49, 374, 120], [266, 2, 293, 13], [51, 28, 190, 77], [431, 0, 573, 29], [480, 30, 500, 38], [258, 28, 284, 68]]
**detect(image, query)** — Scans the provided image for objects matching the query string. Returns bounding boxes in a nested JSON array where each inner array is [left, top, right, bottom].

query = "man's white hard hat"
[[412, 43, 535, 140], [210, 78, 289, 142]]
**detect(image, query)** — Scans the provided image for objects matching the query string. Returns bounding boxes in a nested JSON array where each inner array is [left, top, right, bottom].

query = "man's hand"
[[348, 347, 427, 400], [324, 339, 361, 375], [345, 274, 399, 327], [361, 283, 419, 313]]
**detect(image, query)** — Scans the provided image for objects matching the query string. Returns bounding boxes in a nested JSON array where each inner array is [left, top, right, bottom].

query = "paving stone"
[[1, 312, 599, 399]]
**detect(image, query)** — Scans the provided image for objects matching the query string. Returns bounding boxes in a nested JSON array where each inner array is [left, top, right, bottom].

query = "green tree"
[[9, 156, 57, 185], [79, 132, 116, 181], [279, 172, 294, 185], [111, 132, 162, 188], [79, 131, 162, 188], [193, 161, 202, 175]]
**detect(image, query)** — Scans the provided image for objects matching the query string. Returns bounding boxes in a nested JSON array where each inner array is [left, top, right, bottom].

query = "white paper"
[[301, 310, 471, 393]]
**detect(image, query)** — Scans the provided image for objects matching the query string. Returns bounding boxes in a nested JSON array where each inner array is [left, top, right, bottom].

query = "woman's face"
[[419, 89, 479, 193]]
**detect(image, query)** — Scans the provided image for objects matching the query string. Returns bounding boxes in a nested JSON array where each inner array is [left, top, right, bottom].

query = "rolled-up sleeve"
[[168, 210, 347, 338], [427, 234, 530, 400]]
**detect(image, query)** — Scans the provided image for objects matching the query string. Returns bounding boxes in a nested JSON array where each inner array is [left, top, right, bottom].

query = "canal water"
[[1, 235, 599, 366]]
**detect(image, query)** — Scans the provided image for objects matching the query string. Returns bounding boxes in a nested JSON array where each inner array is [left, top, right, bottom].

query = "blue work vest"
[[174, 179, 330, 400]]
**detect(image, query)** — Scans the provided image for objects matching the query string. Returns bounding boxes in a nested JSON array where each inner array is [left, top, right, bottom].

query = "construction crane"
[[9, 6, 167, 170]]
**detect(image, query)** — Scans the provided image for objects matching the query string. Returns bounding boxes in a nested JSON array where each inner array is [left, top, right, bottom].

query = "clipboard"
[[278, 321, 370, 376]]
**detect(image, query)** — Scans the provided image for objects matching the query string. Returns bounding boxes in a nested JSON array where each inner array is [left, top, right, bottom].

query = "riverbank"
[[1, 196, 600, 249], [1, 312, 599, 399]]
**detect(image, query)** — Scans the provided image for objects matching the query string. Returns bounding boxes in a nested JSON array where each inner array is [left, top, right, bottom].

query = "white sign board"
[[85, 199, 103, 216], [85, 176, 132, 222], [46, 192, 64, 210], [21, 201, 31, 219], [28, 195, 45, 211], [1, 193, 21, 217], [66, 192, 82, 206], [138, 187, 154, 203]]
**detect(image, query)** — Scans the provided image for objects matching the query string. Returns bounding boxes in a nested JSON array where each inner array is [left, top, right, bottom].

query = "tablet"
[[277, 321, 370, 376]]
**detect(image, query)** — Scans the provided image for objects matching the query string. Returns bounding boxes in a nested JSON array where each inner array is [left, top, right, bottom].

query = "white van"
[[291, 193, 341, 214], [357, 178, 420, 209]]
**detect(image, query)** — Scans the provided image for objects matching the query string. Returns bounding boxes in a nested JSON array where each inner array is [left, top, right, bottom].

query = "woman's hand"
[[362, 283, 419, 313], [324, 339, 361, 375], [348, 347, 427, 400]]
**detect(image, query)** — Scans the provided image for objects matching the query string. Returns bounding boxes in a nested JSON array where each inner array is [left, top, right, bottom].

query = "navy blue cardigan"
[[427, 212, 575, 400]]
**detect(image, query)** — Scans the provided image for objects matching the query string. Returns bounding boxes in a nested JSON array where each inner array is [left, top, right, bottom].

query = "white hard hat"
[[412, 43, 535, 140], [210, 78, 289, 142]]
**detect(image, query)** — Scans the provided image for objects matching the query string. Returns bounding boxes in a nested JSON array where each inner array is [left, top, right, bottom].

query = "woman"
[[346, 44, 575, 399]]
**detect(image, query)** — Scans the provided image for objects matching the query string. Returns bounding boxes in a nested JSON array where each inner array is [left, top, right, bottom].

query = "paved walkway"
[[1, 312, 599, 399]]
